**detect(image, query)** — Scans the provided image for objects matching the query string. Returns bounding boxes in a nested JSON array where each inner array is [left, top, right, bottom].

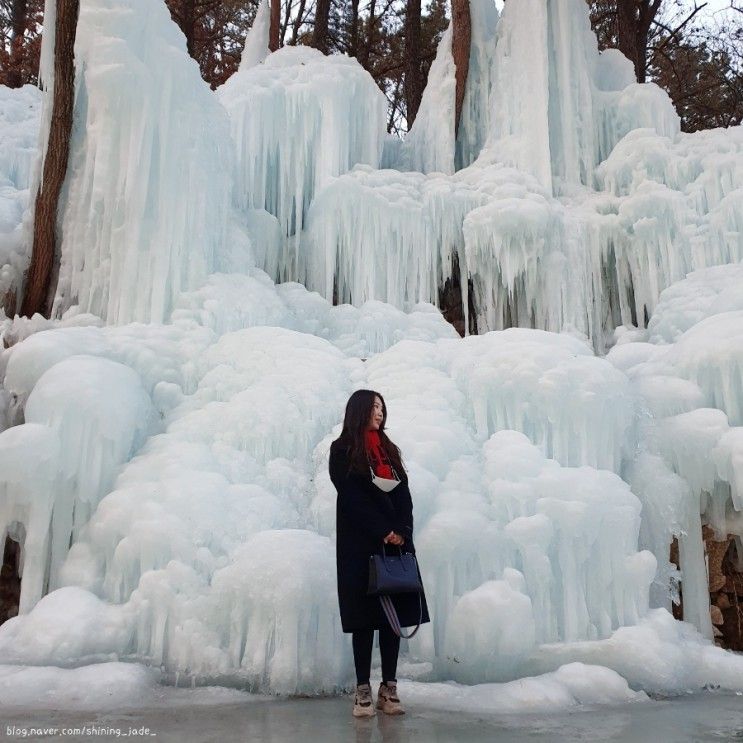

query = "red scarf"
[[365, 429, 394, 479]]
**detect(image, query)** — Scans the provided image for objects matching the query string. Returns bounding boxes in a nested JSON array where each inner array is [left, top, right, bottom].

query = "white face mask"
[[370, 466, 400, 492]]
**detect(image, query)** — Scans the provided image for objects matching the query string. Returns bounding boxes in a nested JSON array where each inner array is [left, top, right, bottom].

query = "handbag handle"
[[379, 593, 423, 639], [380, 541, 404, 558], [377, 540, 423, 638]]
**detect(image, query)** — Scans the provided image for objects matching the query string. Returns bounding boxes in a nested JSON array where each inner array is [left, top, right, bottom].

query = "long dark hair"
[[335, 389, 406, 478]]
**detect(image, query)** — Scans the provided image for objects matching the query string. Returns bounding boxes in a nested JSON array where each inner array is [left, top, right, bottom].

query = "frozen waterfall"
[[0, 0, 743, 706]]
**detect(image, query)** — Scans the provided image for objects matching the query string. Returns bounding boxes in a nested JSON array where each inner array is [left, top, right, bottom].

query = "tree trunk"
[[616, 0, 641, 80], [404, 0, 423, 127], [313, 0, 331, 54], [20, 0, 79, 319], [269, 0, 280, 51], [358, 0, 376, 69], [7, 0, 29, 88], [180, 0, 196, 57], [451, 0, 470, 136], [348, 0, 359, 58], [616, 0, 661, 83]]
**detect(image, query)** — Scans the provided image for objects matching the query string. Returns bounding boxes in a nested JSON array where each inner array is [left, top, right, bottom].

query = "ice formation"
[[238, 0, 270, 72], [485, 0, 678, 193], [218, 45, 387, 284], [0, 85, 42, 304], [389, 0, 498, 175], [607, 263, 743, 640], [1, 0, 743, 709], [50, 0, 236, 325], [0, 319, 656, 691], [307, 0, 740, 351]]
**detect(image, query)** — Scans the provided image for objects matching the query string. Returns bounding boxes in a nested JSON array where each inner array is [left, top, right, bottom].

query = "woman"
[[329, 389, 430, 718]]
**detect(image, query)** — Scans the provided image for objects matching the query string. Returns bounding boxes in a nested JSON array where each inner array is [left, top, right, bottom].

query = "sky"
[[492, 0, 737, 22]]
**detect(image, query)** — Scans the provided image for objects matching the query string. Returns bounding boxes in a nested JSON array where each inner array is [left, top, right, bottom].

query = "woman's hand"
[[383, 531, 404, 546]]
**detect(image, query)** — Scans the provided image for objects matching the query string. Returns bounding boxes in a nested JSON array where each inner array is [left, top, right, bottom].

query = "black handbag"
[[368, 542, 424, 638]]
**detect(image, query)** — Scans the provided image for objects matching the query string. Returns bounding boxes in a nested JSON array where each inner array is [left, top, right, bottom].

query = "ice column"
[[485, 0, 679, 194], [239, 0, 270, 71], [51, 0, 233, 324]]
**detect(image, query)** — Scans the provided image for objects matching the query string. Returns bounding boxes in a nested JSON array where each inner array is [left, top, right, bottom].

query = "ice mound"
[[170, 270, 459, 356], [218, 45, 387, 284], [49, 0, 235, 324], [0, 355, 155, 610], [401, 662, 645, 713], [609, 264, 743, 639], [0, 316, 652, 691]]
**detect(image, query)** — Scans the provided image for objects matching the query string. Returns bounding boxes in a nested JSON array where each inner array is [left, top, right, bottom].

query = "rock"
[[715, 593, 732, 610], [711, 604, 724, 626]]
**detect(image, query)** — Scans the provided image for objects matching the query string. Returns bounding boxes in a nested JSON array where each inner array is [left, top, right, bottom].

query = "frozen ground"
[[1, 686, 743, 742]]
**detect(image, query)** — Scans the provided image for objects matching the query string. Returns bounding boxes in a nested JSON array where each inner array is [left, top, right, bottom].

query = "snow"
[[0, 660, 257, 710]]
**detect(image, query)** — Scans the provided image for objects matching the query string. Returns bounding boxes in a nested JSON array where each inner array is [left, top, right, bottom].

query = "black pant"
[[352, 624, 400, 685]]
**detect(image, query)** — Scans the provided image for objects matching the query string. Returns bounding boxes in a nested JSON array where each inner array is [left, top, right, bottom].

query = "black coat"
[[329, 439, 431, 633]]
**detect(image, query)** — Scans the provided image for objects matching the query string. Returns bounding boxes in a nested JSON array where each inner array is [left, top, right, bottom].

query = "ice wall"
[[50, 0, 234, 325], [218, 46, 387, 285], [308, 0, 741, 350], [455, 0, 499, 170], [398, 26, 457, 174]]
